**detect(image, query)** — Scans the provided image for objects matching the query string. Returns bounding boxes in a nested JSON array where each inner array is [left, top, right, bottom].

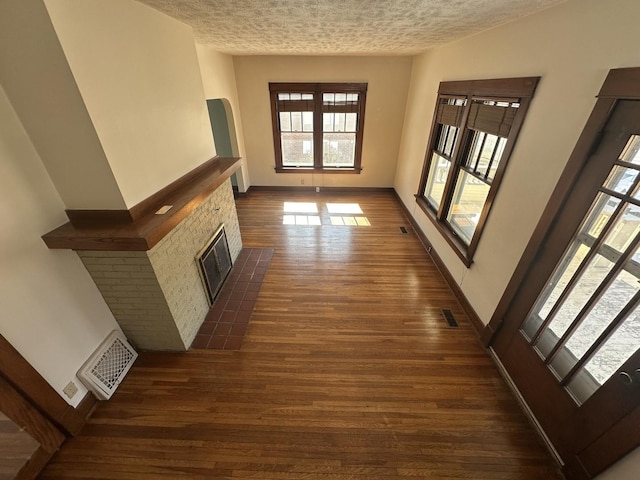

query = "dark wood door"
[[0, 376, 65, 479], [492, 99, 640, 479], [0, 335, 95, 479]]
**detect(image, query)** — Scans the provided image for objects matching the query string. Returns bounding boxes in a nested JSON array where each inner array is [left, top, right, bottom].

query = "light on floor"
[[326, 203, 363, 214], [283, 202, 318, 213]]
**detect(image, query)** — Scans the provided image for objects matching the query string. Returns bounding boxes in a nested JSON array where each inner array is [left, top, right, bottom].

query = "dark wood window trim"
[[269, 82, 367, 174], [416, 77, 540, 266]]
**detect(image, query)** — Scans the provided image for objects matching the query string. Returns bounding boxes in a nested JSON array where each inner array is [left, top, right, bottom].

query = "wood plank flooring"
[[40, 190, 563, 479], [0, 411, 39, 479]]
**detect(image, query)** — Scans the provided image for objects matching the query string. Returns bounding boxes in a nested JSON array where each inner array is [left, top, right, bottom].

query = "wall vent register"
[[77, 330, 138, 400]]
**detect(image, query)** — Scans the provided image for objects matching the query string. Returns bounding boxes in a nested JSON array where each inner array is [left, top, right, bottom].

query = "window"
[[269, 83, 367, 173], [417, 77, 539, 265]]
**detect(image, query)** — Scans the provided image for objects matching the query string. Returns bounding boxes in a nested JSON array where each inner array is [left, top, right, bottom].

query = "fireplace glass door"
[[196, 226, 233, 304]]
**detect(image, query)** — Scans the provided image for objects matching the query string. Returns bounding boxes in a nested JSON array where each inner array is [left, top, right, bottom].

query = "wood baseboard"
[[73, 392, 98, 433], [11, 393, 96, 480], [16, 447, 56, 480], [392, 190, 488, 342], [487, 347, 564, 469], [245, 185, 394, 194]]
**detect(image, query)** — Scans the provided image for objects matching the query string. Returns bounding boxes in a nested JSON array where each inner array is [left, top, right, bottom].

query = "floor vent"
[[78, 330, 138, 400], [399, 226, 408, 234], [442, 309, 459, 328]]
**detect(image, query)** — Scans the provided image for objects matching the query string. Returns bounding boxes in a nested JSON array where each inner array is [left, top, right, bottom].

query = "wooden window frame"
[[416, 77, 540, 266], [269, 82, 367, 174]]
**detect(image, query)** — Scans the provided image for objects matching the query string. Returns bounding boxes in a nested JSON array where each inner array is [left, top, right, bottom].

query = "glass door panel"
[[523, 192, 621, 334], [491, 88, 640, 479], [567, 317, 640, 404], [520, 134, 640, 403], [538, 253, 615, 357]]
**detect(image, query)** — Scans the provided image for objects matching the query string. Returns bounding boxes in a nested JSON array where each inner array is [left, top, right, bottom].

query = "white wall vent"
[[78, 330, 138, 400]]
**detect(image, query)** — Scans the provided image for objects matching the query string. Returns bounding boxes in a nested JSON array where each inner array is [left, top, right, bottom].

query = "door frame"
[[0, 335, 95, 437], [1, 335, 97, 477], [0, 375, 65, 479], [484, 67, 640, 478]]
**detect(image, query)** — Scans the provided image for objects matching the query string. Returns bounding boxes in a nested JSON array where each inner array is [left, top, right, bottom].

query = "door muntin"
[[521, 134, 640, 405]]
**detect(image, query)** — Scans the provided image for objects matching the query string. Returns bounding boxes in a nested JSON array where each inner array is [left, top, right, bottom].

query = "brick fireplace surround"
[[43, 157, 243, 351]]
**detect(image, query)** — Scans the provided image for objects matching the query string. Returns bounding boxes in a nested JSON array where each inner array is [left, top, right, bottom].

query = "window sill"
[[275, 167, 362, 174], [415, 196, 473, 268]]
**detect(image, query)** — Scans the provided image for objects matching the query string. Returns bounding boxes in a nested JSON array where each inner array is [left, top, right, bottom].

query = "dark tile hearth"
[[191, 247, 273, 350]]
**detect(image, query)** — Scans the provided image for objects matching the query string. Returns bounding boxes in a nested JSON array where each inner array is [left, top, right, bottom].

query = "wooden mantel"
[[42, 156, 242, 251]]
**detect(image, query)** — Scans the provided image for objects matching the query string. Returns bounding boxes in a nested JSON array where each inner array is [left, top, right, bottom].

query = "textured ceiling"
[[136, 0, 566, 56]]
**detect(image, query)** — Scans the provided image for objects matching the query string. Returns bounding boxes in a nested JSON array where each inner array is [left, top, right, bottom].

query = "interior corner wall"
[[394, 0, 640, 325], [0, 84, 121, 407], [195, 46, 251, 190], [43, 0, 216, 209], [0, 0, 125, 210], [233, 56, 412, 188]]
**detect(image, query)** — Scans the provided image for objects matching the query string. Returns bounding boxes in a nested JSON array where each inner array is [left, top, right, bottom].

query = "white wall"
[[44, 0, 216, 208], [234, 56, 412, 188], [394, 0, 640, 323], [0, 0, 125, 210], [196, 46, 251, 190], [0, 85, 120, 407], [597, 446, 640, 480]]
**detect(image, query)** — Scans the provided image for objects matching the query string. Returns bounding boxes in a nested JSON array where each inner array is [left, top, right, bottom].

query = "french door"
[[491, 69, 640, 480]]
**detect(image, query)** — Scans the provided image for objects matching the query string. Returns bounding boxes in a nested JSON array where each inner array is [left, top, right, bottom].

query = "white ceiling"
[[136, 0, 566, 56]]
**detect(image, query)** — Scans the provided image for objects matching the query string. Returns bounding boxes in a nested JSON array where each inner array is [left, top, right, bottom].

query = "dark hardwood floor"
[[40, 190, 563, 479], [1, 412, 39, 479]]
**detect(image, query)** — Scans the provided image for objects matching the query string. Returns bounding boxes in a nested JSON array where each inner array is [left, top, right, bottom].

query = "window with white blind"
[[269, 83, 367, 173], [417, 77, 540, 265]]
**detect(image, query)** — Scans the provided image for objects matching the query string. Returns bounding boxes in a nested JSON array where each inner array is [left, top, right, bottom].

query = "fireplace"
[[196, 225, 232, 305], [42, 157, 243, 351]]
